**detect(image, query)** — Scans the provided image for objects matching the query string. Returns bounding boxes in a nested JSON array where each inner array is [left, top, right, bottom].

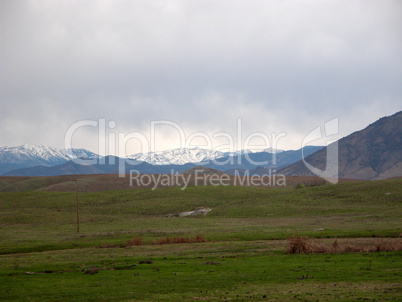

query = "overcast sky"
[[1, 0, 401, 155]]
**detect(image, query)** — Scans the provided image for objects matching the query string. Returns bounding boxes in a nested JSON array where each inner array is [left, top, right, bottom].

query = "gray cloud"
[[1, 0, 401, 154]]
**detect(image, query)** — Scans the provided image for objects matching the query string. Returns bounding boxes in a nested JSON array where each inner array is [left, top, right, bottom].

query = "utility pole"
[[76, 179, 79, 233]]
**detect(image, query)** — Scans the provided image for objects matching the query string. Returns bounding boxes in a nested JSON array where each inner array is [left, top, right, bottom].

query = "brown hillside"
[[279, 111, 402, 180], [0, 174, 358, 192]]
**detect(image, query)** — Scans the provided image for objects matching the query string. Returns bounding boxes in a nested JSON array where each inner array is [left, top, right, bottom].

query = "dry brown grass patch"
[[126, 237, 142, 246], [152, 235, 206, 245], [286, 235, 402, 254]]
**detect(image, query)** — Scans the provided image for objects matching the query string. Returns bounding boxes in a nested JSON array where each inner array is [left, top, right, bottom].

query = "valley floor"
[[0, 178, 401, 301], [0, 239, 401, 301]]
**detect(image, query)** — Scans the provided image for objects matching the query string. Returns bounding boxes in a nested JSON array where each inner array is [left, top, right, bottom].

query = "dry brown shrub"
[[374, 239, 402, 252], [98, 235, 207, 248], [127, 237, 142, 246], [186, 235, 206, 243], [342, 244, 364, 253], [152, 235, 206, 245], [152, 237, 171, 245], [173, 236, 188, 244], [286, 235, 402, 254], [332, 239, 339, 252], [286, 235, 319, 254]]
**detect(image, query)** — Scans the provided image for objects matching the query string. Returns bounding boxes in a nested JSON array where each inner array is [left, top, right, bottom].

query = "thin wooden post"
[[76, 179, 79, 233]]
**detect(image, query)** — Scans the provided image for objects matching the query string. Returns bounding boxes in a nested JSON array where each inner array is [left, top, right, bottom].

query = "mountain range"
[[0, 144, 99, 175], [279, 111, 402, 180], [1, 146, 322, 177], [0, 144, 286, 175], [128, 147, 283, 165], [2, 111, 401, 179]]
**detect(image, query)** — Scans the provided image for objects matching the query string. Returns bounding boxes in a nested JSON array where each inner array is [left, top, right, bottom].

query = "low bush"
[[98, 235, 206, 248], [126, 237, 142, 246], [152, 235, 206, 245], [286, 235, 402, 254]]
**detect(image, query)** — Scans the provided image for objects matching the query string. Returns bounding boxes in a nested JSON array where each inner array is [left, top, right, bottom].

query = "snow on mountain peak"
[[128, 147, 284, 165], [0, 144, 285, 175], [0, 144, 98, 165]]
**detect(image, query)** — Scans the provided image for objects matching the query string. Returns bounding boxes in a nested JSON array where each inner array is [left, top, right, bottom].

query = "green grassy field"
[[0, 177, 401, 301]]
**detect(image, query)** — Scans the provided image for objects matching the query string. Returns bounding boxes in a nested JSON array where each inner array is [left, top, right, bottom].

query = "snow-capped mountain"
[[128, 147, 283, 165], [0, 144, 99, 174], [129, 147, 224, 165], [1, 144, 323, 176], [0, 144, 286, 175], [223, 148, 284, 157]]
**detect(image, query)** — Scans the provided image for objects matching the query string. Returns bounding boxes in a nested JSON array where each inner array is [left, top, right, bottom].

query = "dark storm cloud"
[[0, 0, 401, 152]]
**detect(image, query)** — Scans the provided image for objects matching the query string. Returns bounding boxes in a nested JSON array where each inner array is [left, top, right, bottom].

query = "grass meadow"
[[0, 176, 401, 301]]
